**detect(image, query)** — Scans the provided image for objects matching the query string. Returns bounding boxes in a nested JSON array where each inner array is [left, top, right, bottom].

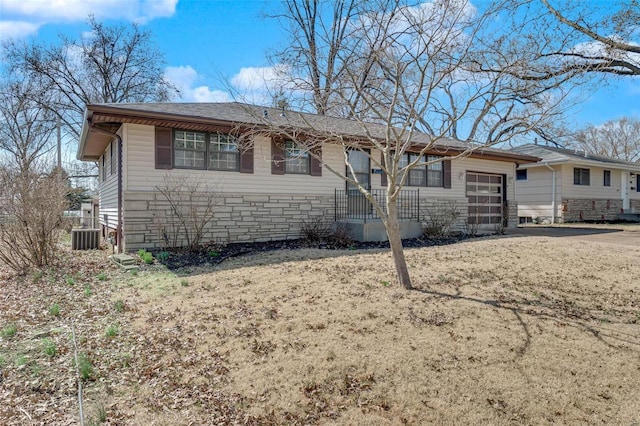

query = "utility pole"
[[57, 116, 62, 169]]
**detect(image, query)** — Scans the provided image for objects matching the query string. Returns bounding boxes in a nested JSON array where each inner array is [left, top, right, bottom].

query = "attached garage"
[[466, 172, 506, 225]]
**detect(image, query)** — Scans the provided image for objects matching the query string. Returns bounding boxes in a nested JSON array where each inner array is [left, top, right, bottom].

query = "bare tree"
[[255, 0, 570, 289], [495, 0, 640, 81], [269, 0, 363, 115], [571, 117, 640, 163], [3, 15, 176, 142], [0, 76, 57, 175]]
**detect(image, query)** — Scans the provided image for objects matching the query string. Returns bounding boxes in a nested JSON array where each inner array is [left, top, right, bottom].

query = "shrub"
[[156, 251, 170, 262], [153, 174, 220, 251], [422, 200, 461, 238], [300, 215, 330, 243], [0, 169, 69, 274], [327, 222, 353, 248]]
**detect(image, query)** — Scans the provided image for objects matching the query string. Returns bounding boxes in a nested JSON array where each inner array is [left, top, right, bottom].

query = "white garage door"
[[466, 172, 504, 225]]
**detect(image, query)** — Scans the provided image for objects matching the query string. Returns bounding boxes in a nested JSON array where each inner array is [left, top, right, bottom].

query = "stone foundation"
[[561, 198, 622, 222], [630, 200, 640, 213], [123, 191, 334, 251]]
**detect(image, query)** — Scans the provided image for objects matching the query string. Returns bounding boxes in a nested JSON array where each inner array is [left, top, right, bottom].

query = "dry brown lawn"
[[1, 226, 640, 425]]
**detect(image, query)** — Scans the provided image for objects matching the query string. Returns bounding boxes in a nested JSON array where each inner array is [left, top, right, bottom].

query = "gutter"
[[86, 118, 124, 254]]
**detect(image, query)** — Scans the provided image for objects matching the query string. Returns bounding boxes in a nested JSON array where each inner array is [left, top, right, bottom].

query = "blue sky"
[[1, 0, 639, 131]]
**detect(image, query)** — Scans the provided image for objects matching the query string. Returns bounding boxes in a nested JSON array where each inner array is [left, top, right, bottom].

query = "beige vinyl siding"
[[371, 156, 516, 201], [98, 140, 118, 229], [561, 163, 622, 199], [515, 165, 563, 219], [122, 123, 344, 194]]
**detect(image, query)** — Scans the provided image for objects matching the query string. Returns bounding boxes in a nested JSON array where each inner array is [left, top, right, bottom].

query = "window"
[[172, 130, 239, 170], [398, 154, 444, 187], [101, 155, 106, 182], [516, 169, 527, 180], [284, 140, 310, 174], [174, 131, 206, 169], [603, 170, 611, 187], [110, 142, 115, 175], [574, 167, 590, 186], [209, 133, 239, 171]]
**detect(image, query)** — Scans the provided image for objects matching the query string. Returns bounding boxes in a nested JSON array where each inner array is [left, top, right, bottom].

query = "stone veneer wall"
[[561, 198, 622, 222], [417, 197, 517, 232], [630, 200, 640, 213], [123, 191, 334, 251]]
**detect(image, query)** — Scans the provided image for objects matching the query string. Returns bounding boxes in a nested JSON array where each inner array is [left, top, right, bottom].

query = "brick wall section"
[[123, 191, 334, 251], [561, 198, 622, 222]]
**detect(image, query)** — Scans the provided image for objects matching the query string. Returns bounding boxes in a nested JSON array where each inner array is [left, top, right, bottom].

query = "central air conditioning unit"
[[71, 229, 100, 250]]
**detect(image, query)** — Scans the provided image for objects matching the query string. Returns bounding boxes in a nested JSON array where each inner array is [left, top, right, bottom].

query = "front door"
[[347, 150, 371, 217]]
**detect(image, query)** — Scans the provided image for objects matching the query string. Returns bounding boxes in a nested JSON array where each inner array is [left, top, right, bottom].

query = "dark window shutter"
[[271, 139, 285, 175], [310, 146, 322, 176], [443, 159, 451, 188], [155, 127, 173, 170], [240, 142, 254, 173], [381, 152, 388, 187]]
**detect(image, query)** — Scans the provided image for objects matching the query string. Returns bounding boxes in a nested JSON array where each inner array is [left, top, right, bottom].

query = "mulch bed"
[[151, 234, 474, 270]]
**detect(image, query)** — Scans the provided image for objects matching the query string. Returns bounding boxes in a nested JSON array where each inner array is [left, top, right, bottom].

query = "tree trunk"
[[385, 196, 412, 290]]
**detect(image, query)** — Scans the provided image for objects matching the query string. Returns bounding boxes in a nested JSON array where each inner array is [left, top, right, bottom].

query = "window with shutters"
[[398, 154, 444, 187], [284, 140, 310, 174], [167, 130, 243, 171]]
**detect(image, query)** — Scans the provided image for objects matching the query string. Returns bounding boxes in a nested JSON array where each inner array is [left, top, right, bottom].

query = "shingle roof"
[[511, 144, 640, 170], [80, 102, 539, 163]]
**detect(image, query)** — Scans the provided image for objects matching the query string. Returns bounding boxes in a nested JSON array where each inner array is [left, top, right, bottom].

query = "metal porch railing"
[[334, 189, 420, 223]]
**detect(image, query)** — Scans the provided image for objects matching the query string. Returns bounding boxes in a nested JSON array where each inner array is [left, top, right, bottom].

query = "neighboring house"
[[512, 144, 640, 223], [76, 102, 539, 252]]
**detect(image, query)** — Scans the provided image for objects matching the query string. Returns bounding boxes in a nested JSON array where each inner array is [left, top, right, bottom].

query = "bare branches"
[[0, 78, 57, 175], [0, 169, 69, 274], [3, 16, 176, 140], [572, 118, 640, 163]]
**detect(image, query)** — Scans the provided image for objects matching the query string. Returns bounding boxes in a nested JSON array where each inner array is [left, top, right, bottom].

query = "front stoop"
[[111, 254, 139, 272], [619, 213, 640, 223]]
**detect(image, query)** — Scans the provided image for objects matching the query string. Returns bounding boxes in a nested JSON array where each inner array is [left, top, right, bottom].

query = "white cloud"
[[164, 65, 230, 102], [0, 20, 41, 40], [0, 0, 177, 35]]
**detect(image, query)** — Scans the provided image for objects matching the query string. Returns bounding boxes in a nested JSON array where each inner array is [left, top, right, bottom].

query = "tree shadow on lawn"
[[504, 225, 625, 239], [411, 284, 640, 357]]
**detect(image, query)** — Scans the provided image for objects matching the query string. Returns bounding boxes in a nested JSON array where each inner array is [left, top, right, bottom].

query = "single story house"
[[76, 102, 539, 252], [512, 144, 640, 223]]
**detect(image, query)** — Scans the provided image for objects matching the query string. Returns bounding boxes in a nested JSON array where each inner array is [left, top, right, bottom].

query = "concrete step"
[[618, 213, 640, 223], [111, 254, 136, 266]]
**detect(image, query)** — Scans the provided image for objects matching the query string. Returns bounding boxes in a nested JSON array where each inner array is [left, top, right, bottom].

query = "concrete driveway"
[[505, 224, 640, 247]]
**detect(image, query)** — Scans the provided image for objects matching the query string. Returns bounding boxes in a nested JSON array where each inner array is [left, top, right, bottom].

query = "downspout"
[[87, 119, 124, 253], [543, 162, 556, 224]]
